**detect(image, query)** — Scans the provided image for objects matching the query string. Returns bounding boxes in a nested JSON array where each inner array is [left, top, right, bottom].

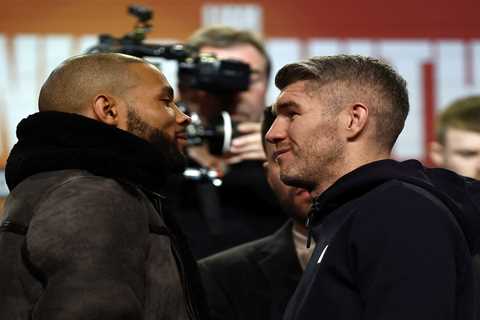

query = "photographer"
[[170, 26, 286, 259], [180, 26, 270, 166]]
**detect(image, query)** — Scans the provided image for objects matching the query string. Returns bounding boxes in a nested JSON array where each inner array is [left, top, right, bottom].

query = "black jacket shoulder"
[[199, 222, 302, 320]]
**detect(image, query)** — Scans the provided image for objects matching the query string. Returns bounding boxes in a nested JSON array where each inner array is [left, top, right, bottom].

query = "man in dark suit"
[[198, 107, 313, 320]]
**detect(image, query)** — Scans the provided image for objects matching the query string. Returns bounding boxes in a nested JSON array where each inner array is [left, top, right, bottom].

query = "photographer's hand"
[[226, 122, 266, 164]]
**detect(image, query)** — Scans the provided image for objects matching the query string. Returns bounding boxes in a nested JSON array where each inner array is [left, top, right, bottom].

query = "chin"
[[280, 173, 310, 189]]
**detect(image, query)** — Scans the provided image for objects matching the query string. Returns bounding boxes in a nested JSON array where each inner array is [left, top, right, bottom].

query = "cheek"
[[449, 156, 475, 170], [245, 82, 267, 97], [289, 120, 312, 145], [252, 83, 267, 98], [156, 107, 176, 127], [447, 151, 470, 165], [163, 119, 177, 137], [240, 89, 264, 105]]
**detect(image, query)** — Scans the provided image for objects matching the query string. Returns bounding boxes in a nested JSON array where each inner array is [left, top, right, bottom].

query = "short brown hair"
[[275, 55, 409, 150], [436, 96, 480, 144], [187, 25, 271, 81]]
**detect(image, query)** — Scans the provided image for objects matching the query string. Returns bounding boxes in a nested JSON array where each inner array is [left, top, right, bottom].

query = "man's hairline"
[[272, 79, 345, 115]]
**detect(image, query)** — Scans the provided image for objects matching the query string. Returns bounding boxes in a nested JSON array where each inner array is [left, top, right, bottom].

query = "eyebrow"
[[162, 86, 174, 100], [272, 100, 298, 114]]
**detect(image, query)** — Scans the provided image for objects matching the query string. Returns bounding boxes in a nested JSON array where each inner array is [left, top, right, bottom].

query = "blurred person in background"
[[168, 26, 285, 259], [198, 107, 314, 320], [430, 95, 480, 180]]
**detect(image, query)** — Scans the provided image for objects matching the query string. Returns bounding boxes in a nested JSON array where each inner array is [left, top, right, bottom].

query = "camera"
[[87, 5, 250, 95], [87, 4, 249, 154], [87, 5, 252, 183], [177, 102, 240, 155]]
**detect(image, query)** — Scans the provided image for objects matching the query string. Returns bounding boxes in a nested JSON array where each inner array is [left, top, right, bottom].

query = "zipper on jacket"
[[306, 213, 313, 249], [306, 197, 321, 249]]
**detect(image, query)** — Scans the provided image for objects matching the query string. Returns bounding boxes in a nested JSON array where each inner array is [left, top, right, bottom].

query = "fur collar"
[[6, 111, 180, 192]]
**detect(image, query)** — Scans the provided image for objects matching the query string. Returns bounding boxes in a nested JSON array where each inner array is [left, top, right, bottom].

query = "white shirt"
[[292, 224, 316, 270]]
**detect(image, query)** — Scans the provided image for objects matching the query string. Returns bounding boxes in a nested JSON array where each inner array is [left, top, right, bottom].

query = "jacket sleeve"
[[350, 183, 471, 320], [26, 176, 148, 320]]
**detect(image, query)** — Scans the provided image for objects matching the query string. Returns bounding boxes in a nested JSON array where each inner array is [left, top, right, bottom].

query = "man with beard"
[[198, 107, 314, 320], [266, 55, 480, 320], [0, 53, 208, 320]]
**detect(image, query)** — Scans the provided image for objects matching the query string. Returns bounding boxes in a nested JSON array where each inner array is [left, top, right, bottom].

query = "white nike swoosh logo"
[[317, 245, 329, 264]]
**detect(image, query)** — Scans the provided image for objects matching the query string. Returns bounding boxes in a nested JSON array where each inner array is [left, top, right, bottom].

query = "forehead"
[[273, 81, 316, 112], [130, 62, 168, 84], [200, 44, 266, 70]]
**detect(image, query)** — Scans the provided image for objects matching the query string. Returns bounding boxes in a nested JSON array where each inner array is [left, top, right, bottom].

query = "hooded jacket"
[[284, 159, 480, 320], [0, 112, 208, 320]]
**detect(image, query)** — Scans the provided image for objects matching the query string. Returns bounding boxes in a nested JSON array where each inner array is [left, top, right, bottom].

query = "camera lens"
[[207, 111, 239, 155]]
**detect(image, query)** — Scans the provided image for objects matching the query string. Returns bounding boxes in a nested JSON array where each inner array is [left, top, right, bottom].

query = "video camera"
[[87, 5, 249, 158]]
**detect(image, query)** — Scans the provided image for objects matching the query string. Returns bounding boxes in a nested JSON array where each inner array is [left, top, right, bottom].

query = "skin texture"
[[266, 81, 346, 194], [107, 63, 191, 152], [430, 128, 480, 180]]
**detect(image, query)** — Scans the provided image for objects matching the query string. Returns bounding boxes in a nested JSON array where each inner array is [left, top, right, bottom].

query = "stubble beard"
[[280, 127, 345, 194], [126, 107, 186, 174]]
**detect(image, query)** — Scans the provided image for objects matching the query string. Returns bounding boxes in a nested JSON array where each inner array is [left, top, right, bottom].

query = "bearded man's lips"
[[175, 132, 188, 146]]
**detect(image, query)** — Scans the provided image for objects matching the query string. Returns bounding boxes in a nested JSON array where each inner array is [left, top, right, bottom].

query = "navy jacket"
[[284, 159, 480, 320]]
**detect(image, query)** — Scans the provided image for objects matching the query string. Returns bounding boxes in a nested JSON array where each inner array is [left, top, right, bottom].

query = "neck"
[[310, 149, 391, 198]]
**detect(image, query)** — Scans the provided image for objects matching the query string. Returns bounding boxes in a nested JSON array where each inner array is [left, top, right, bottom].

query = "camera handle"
[[219, 111, 233, 154]]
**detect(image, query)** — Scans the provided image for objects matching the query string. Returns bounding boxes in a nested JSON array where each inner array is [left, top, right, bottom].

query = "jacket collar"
[[307, 158, 480, 254], [257, 221, 303, 319], [6, 111, 182, 193]]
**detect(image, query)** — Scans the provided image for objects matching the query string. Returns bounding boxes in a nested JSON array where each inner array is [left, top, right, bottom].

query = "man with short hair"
[[0, 53, 207, 319], [186, 25, 271, 124], [266, 54, 480, 320], [170, 26, 284, 258], [198, 107, 313, 320], [430, 95, 480, 180]]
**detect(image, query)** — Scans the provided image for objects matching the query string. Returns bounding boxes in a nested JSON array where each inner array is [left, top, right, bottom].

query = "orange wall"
[[0, 1, 203, 39], [1, 0, 479, 39]]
